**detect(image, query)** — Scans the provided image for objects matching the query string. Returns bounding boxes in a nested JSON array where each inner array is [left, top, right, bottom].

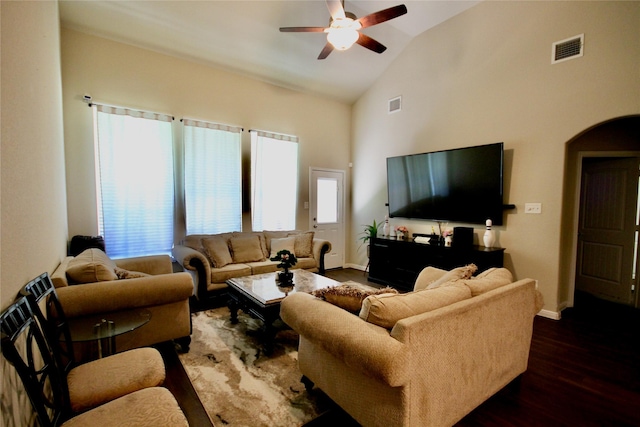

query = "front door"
[[309, 168, 345, 270], [576, 157, 639, 306]]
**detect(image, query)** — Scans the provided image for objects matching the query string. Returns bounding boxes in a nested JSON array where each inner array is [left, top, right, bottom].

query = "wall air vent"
[[552, 34, 584, 64], [388, 96, 402, 114]]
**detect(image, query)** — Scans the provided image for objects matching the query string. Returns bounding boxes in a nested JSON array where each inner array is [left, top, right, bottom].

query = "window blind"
[[183, 119, 242, 234], [250, 130, 299, 231], [94, 104, 175, 258]]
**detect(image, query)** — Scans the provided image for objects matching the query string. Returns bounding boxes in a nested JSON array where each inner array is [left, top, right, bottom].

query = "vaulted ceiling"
[[59, 1, 479, 103]]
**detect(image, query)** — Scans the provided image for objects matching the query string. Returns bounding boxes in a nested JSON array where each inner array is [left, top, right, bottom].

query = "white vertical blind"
[[183, 119, 242, 234], [94, 104, 175, 258], [250, 130, 299, 231]]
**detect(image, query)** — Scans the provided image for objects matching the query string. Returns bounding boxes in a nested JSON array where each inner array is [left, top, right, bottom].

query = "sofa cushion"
[[210, 263, 252, 283], [201, 236, 233, 268], [312, 283, 398, 313], [461, 267, 513, 296], [413, 266, 448, 291], [234, 232, 269, 258], [66, 248, 118, 284], [246, 260, 279, 275], [423, 264, 477, 290], [269, 237, 296, 258], [229, 235, 265, 263], [290, 231, 314, 258], [359, 283, 472, 329]]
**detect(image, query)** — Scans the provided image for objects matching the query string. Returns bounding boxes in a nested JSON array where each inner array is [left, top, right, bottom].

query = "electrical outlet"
[[525, 203, 542, 214]]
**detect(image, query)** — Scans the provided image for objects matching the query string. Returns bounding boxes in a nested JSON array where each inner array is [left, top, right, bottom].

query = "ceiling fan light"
[[327, 28, 359, 50]]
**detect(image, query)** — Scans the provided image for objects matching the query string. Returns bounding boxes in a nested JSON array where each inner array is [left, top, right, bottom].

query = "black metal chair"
[[1, 296, 189, 427], [20, 273, 166, 413], [1, 296, 69, 426]]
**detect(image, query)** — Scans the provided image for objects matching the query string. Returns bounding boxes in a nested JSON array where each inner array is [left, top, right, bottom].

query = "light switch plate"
[[525, 203, 542, 214]]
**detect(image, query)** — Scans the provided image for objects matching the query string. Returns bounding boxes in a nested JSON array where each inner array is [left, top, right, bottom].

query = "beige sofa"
[[51, 248, 193, 361], [280, 266, 543, 427], [172, 230, 331, 304]]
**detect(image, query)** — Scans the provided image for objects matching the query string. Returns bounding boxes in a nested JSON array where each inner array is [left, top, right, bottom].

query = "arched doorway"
[[561, 116, 640, 309]]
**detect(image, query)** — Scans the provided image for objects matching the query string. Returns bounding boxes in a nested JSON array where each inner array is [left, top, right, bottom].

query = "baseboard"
[[537, 309, 561, 320], [344, 263, 366, 271]]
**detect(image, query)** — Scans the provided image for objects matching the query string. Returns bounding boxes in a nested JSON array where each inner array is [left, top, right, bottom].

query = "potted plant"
[[358, 219, 380, 260], [270, 249, 297, 283]]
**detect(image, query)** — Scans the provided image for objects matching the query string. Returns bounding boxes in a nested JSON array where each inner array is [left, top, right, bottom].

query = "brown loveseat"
[[280, 266, 544, 427], [172, 230, 331, 305], [51, 248, 193, 361]]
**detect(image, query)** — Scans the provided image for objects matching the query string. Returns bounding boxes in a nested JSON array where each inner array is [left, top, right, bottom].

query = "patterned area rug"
[[178, 305, 336, 427]]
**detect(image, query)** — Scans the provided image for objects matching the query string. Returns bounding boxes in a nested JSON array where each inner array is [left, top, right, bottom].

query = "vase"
[[445, 236, 453, 247], [483, 219, 495, 248], [277, 269, 293, 284], [382, 217, 390, 237], [397, 232, 404, 240]]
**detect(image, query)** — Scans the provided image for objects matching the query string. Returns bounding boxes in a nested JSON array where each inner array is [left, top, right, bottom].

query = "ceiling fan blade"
[[356, 33, 387, 54], [357, 4, 408, 29], [280, 27, 327, 33], [325, 0, 346, 20], [317, 42, 335, 60]]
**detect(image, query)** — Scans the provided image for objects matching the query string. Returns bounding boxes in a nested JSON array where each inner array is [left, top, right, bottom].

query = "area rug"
[[178, 306, 337, 427]]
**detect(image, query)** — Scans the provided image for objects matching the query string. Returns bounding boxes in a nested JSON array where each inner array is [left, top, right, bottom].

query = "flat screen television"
[[386, 142, 504, 225]]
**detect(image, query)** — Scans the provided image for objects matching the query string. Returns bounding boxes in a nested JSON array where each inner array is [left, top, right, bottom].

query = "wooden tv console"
[[368, 236, 505, 292]]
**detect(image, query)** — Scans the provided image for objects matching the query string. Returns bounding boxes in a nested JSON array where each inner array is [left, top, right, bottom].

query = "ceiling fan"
[[280, 0, 408, 60]]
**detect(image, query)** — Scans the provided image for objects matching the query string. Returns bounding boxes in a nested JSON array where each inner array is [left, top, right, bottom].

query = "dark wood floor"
[[159, 268, 640, 427]]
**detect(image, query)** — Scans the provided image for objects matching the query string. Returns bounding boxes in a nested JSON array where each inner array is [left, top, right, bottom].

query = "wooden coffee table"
[[226, 269, 340, 353]]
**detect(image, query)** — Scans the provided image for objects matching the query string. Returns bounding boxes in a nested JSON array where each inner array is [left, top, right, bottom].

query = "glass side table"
[[66, 309, 151, 358]]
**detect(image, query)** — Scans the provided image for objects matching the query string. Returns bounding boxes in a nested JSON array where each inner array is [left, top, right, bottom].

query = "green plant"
[[358, 219, 380, 249]]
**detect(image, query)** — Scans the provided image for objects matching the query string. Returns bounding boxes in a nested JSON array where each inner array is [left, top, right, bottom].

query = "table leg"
[[228, 298, 239, 324]]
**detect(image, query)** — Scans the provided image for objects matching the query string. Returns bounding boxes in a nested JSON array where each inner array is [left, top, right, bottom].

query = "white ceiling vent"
[[388, 96, 402, 114], [552, 34, 584, 64]]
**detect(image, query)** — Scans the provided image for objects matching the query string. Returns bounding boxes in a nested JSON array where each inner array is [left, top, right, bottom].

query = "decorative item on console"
[[442, 229, 453, 246], [271, 249, 297, 284], [394, 225, 408, 240], [382, 215, 390, 237], [483, 219, 496, 248]]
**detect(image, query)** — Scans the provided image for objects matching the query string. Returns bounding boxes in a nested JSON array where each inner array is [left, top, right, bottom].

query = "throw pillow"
[[66, 248, 118, 284], [229, 235, 265, 263], [201, 236, 233, 268], [263, 230, 293, 254], [290, 231, 314, 258], [424, 264, 477, 290], [114, 267, 151, 279], [269, 237, 296, 258], [312, 284, 398, 313], [359, 283, 472, 329]]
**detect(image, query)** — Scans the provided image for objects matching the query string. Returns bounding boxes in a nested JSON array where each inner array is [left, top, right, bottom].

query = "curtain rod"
[[82, 96, 175, 121]]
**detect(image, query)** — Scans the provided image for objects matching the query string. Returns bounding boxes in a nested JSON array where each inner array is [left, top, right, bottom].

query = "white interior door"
[[310, 168, 344, 270]]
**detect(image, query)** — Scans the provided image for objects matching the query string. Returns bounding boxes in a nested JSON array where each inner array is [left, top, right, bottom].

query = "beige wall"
[[61, 28, 352, 244], [351, 1, 640, 316], [1, 2, 68, 425]]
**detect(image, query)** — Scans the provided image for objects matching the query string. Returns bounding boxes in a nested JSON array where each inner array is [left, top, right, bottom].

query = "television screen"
[[386, 142, 504, 225]]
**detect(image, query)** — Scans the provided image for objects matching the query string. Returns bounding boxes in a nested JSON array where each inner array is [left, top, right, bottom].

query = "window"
[[183, 119, 242, 234], [250, 130, 299, 231], [93, 105, 175, 258]]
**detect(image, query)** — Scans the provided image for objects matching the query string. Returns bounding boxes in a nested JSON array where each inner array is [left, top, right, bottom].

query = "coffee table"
[[226, 269, 340, 353]]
